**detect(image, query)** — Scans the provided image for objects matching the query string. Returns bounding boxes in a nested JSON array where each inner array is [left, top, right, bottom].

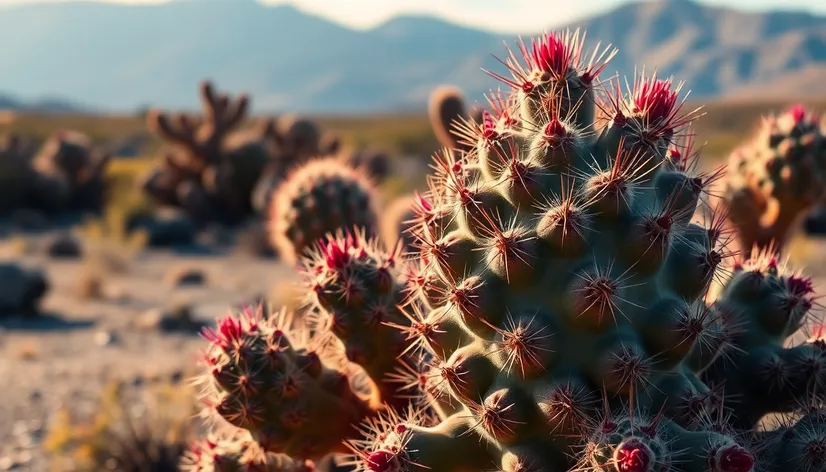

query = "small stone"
[[14, 451, 31, 464], [0, 456, 15, 471], [133, 309, 163, 330], [94, 330, 118, 347], [28, 390, 41, 403], [15, 434, 32, 449], [11, 422, 27, 437], [164, 267, 206, 287], [169, 369, 184, 384], [45, 233, 82, 259]]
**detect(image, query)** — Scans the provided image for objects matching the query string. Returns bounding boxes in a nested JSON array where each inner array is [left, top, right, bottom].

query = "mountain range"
[[0, 0, 824, 113]]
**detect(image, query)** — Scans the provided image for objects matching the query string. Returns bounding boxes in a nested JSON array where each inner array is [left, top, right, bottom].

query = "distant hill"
[[0, 0, 823, 113], [0, 92, 83, 113]]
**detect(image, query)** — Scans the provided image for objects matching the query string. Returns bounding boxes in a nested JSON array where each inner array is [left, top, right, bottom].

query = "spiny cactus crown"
[[194, 29, 826, 472], [269, 158, 379, 264]]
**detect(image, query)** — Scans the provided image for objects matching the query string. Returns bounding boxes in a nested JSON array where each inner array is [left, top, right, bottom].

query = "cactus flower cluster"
[[192, 29, 826, 472]]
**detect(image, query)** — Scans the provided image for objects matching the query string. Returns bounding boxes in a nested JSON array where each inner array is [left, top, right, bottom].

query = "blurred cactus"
[[427, 85, 484, 154], [268, 158, 378, 264], [33, 130, 112, 214], [0, 133, 37, 214], [187, 29, 826, 472], [0, 130, 109, 218], [379, 193, 418, 254], [142, 80, 274, 225], [722, 104, 826, 255], [250, 116, 341, 216], [343, 148, 391, 183], [251, 118, 392, 217]]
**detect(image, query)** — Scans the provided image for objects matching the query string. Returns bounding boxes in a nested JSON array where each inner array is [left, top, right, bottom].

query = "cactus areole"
[[197, 29, 826, 472]]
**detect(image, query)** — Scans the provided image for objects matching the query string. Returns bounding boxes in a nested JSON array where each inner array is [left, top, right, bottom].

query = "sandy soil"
[[0, 232, 303, 471]]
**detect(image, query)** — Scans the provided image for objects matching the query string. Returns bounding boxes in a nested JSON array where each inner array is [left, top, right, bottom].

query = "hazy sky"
[[0, 0, 824, 33]]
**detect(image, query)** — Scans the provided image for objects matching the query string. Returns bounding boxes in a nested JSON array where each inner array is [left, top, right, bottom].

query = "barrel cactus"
[[722, 104, 826, 254], [268, 158, 378, 264], [193, 29, 826, 472]]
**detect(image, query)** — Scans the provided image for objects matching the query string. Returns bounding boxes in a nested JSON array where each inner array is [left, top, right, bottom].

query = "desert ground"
[[2, 98, 826, 471]]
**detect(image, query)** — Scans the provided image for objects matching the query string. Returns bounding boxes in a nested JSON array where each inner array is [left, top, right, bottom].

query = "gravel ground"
[[0, 234, 301, 471]]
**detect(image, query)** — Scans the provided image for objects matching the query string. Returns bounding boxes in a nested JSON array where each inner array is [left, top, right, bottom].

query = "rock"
[[0, 456, 15, 471], [45, 233, 82, 259], [0, 264, 48, 318], [805, 205, 826, 236], [93, 330, 118, 347], [164, 267, 206, 287], [134, 304, 204, 333], [125, 207, 196, 247]]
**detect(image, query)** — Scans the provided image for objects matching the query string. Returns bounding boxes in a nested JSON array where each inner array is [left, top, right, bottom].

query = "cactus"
[[195, 235, 437, 466], [344, 149, 391, 184], [0, 131, 105, 217], [183, 434, 316, 472], [0, 133, 37, 215], [380, 194, 419, 254], [428, 86, 484, 154], [193, 29, 826, 472], [722, 104, 826, 255], [250, 116, 343, 215], [268, 158, 378, 264], [143, 80, 274, 224], [32, 130, 112, 214]]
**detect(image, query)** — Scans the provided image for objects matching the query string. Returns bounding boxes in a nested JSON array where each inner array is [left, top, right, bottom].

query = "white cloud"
[[259, 0, 620, 32]]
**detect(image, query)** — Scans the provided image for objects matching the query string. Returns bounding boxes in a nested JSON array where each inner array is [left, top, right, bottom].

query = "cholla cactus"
[[194, 29, 826, 472], [0, 133, 38, 214], [142, 80, 274, 224], [0, 131, 108, 217], [722, 105, 826, 254], [428, 86, 484, 154], [251, 115, 342, 215], [344, 149, 391, 184], [252, 128, 391, 217], [33, 130, 112, 214], [268, 158, 378, 264]]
